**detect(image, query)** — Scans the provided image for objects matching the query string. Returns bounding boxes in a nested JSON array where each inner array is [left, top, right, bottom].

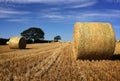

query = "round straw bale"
[[73, 22, 116, 60], [7, 36, 26, 49]]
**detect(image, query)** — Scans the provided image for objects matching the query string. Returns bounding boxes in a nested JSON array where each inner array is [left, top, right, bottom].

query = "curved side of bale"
[[73, 22, 116, 60], [7, 36, 26, 49]]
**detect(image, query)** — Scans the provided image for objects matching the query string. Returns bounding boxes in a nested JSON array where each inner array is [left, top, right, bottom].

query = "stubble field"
[[0, 42, 120, 81]]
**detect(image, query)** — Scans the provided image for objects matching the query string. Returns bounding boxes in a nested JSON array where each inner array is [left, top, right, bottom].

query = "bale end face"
[[73, 22, 116, 60], [19, 37, 26, 49]]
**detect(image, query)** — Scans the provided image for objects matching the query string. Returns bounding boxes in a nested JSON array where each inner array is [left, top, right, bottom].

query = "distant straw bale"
[[7, 36, 26, 49]]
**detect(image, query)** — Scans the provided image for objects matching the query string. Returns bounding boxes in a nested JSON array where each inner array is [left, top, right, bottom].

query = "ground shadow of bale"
[[111, 54, 120, 60], [20, 48, 32, 50], [77, 54, 120, 61]]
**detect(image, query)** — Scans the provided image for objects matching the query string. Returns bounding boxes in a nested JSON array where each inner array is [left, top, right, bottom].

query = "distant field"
[[0, 42, 120, 81]]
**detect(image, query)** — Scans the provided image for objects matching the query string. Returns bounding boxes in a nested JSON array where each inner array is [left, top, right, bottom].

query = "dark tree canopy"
[[21, 27, 45, 41], [0, 38, 9, 45], [54, 35, 61, 42]]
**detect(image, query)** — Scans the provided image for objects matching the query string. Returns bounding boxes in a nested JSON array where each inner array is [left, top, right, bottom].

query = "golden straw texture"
[[73, 22, 116, 60], [7, 36, 26, 49]]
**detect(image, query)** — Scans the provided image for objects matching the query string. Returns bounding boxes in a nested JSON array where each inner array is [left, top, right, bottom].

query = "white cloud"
[[6, 18, 29, 22], [0, 9, 30, 15], [68, 1, 96, 8], [0, 14, 9, 18], [42, 15, 65, 19], [0, 8, 31, 18], [0, 0, 97, 5], [105, 0, 120, 3], [79, 13, 120, 18], [109, 9, 120, 13], [66, 9, 120, 20], [38, 9, 120, 22]]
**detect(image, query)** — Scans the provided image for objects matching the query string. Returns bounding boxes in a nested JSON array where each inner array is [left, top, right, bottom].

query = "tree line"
[[0, 27, 61, 45]]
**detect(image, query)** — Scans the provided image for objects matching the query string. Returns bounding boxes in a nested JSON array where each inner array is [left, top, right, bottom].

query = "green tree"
[[21, 27, 45, 41], [54, 35, 61, 42]]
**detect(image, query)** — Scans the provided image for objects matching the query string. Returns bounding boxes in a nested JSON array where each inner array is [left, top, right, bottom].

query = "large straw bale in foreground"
[[7, 36, 26, 49], [73, 22, 115, 60]]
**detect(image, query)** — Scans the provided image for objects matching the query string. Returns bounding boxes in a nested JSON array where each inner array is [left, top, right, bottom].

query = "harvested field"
[[0, 42, 120, 81]]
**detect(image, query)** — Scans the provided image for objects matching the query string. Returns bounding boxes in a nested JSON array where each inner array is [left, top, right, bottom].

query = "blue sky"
[[0, 0, 120, 41]]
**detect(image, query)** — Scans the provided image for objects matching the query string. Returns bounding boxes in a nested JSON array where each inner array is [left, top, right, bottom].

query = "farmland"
[[0, 42, 120, 81]]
